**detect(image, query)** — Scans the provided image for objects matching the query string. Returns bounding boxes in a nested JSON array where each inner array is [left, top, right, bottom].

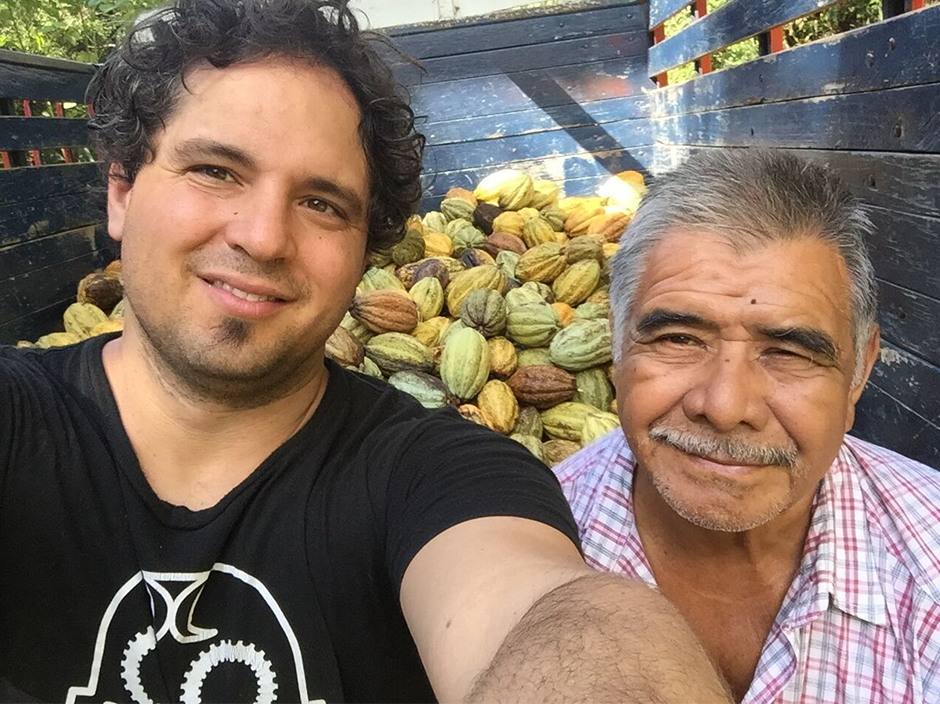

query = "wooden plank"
[[422, 146, 655, 198], [878, 280, 940, 367], [870, 340, 940, 428], [410, 57, 649, 122], [649, 0, 691, 28], [0, 224, 110, 280], [0, 162, 100, 207], [653, 146, 940, 220], [395, 30, 649, 86], [648, 0, 843, 75], [0, 296, 73, 345], [424, 119, 652, 173], [0, 191, 103, 249], [652, 83, 940, 153], [0, 60, 93, 103], [651, 6, 940, 117], [867, 206, 940, 301], [423, 95, 649, 146], [853, 382, 940, 470], [0, 116, 88, 151], [388, 4, 647, 59]]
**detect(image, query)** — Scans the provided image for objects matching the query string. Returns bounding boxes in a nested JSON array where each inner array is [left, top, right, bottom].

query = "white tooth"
[[213, 280, 277, 302]]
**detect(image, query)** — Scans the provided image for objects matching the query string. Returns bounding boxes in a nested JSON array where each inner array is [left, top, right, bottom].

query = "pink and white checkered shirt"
[[554, 430, 940, 703]]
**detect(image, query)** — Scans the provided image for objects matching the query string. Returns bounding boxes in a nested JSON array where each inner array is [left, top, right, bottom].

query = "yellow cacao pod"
[[350, 290, 418, 334], [487, 336, 518, 379], [564, 204, 605, 234], [409, 276, 444, 322], [540, 401, 597, 442], [110, 298, 127, 320], [440, 327, 491, 400], [477, 379, 519, 434], [515, 243, 567, 283], [412, 316, 451, 347], [552, 259, 601, 306], [586, 210, 631, 243], [522, 217, 557, 249], [542, 439, 582, 467], [602, 243, 620, 260], [580, 411, 621, 447], [458, 403, 492, 428], [541, 206, 567, 231], [423, 232, 454, 257], [492, 211, 526, 237], [89, 319, 124, 336], [36, 332, 82, 348], [497, 172, 534, 210], [551, 302, 576, 328], [445, 265, 506, 317], [63, 302, 109, 339], [530, 179, 560, 210], [365, 332, 434, 374], [475, 169, 523, 203]]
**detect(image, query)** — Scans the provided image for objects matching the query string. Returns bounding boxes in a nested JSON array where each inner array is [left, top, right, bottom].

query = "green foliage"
[[0, 0, 163, 62], [784, 0, 882, 47]]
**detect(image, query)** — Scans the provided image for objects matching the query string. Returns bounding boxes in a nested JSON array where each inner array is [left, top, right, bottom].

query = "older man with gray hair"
[[554, 149, 940, 704]]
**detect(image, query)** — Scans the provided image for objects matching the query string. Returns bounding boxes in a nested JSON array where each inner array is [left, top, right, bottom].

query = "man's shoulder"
[[845, 435, 940, 601]]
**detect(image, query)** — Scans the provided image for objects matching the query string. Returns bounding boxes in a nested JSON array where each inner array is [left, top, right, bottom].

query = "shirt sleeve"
[[383, 408, 581, 594]]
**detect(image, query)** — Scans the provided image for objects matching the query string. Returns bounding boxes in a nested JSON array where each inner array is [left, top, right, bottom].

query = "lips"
[[199, 274, 291, 303], [209, 279, 282, 303]]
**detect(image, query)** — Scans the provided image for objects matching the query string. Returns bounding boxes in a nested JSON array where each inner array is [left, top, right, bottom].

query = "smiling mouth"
[[207, 279, 285, 303]]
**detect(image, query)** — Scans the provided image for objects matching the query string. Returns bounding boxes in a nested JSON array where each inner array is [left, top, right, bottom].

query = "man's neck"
[[100, 327, 329, 510]]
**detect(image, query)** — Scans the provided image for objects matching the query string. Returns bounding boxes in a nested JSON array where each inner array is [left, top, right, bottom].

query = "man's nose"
[[681, 345, 771, 433], [221, 188, 296, 262]]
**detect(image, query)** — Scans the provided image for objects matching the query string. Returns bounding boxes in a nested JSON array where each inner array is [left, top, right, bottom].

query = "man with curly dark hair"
[[0, 1, 729, 702]]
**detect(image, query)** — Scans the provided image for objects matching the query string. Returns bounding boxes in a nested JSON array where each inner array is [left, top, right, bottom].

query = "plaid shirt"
[[554, 430, 940, 703]]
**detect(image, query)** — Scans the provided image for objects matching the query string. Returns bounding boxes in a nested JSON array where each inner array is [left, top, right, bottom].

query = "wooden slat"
[[0, 296, 74, 345], [0, 224, 111, 280], [651, 6, 940, 118], [853, 382, 940, 469], [866, 206, 940, 301], [0, 162, 99, 207], [869, 340, 940, 429], [878, 280, 940, 367], [0, 116, 88, 151], [424, 119, 652, 173], [395, 30, 649, 86], [388, 4, 647, 59], [648, 0, 844, 76], [423, 95, 649, 147], [0, 53, 93, 103], [652, 83, 940, 153], [0, 191, 102, 249], [410, 57, 649, 122], [649, 0, 691, 27]]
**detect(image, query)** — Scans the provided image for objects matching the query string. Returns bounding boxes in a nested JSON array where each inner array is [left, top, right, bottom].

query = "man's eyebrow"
[[758, 326, 839, 362], [634, 309, 717, 335], [172, 137, 256, 170]]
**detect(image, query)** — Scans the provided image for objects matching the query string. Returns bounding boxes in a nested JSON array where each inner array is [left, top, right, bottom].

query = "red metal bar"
[[911, 0, 925, 9], [86, 103, 95, 117], [653, 24, 668, 87], [769, 26, 785, 53], [55, 102, 73, 163], [693, 0, 712, 74], [21, 100, 43, 166], [1, 152, 10, 169]]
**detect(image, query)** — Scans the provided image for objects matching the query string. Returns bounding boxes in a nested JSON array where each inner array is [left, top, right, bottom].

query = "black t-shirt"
[[0, 336, 579, 703]]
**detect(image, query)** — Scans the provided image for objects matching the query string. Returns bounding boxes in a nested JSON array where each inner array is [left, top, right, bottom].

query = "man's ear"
[[845, 325, 881, 431], [107, 165, 134, 243]]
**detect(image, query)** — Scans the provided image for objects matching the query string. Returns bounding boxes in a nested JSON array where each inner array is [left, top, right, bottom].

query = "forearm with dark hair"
[[467, 573, 731, 704]]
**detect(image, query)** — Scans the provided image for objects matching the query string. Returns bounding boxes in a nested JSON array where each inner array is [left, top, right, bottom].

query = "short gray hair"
[[609, 149, 878, 380]]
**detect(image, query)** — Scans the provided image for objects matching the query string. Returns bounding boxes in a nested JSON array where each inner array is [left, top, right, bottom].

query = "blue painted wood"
[[0, 297, 74, 345], [0, 224, 111, 281], [649, 0, 691, 28], [651, 6, 940, 117], [423, 95, 649, 147], [0, 116, 88, 151], [0, 191, 102, 249], [648, 0, 844, 75], [866, 207, 940, 301], [878, 280, 940, 368], [0, 49, 94, 102], [0, 162, 99, 208], [395, 30, 649, 86], [423, 118, 652, 173], [869, 340, 940, 430], [653, 83, 940, 153], [410, 57, 650, 122], [388, 3, 647, 59], [853, 382, 940, 469]]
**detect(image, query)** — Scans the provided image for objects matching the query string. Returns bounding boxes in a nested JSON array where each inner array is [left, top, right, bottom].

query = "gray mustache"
[[649, 425, 799, 468]]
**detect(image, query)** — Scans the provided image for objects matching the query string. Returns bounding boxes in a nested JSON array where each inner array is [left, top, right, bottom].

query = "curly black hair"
[[86, 0, 425, 251]]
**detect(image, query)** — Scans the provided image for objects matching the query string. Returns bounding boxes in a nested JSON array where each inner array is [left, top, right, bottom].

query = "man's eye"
[[304, 198, 339, 216], [659, 334, 699, 346], [194, 165, 232, 181]]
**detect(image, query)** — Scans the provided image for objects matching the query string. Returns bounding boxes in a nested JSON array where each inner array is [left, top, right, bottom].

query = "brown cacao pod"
[[512, 405, 543, 438], [483, 232, 526, 257], [460, 248, 496, 269], [350, 290, 418, 334], [564, 235, 605, 265], [587, 211, 632, 243], [77, 272, 123, 314], [507, 365, 578, 409], [473, 203, 502, 234], [412, 258, 451, 291], [325, 325, 365, 367], [542, 439, 582, 467]]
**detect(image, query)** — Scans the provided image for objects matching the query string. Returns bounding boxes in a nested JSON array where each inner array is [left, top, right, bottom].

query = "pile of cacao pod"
[[16, 260, 125, 349], [329, 168, 647, 464]]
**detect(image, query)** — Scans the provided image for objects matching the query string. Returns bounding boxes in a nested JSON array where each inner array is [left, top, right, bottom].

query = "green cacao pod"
[[521, 281, 555, 304], [564, 235, 605, 265], [549, 319, 613, 371], [574, 301, 609, 322], [340, 311, 374, 345], [388, 371, 457, 409], [359, 267, 406, 293], [440, 327, 491, 400], [512, 405, 544, 438], [423, 211, 448, 232], [515, 242, 567, 283], [409, 276, 445, 321], [505, 286, 545, 311], [511, 433, 544, 461], [506, 301, 559, 347], [540, 401, 596, 442], [516, 347, 553, 367], [445, 218, 473, 238], [452, 225, 487, 256], [359, 357, 383, 378], [572, 367, 614, 411], [530, 180, 560, 210], [541, 206, 567, 232], [392, 228, 426, 266], [365, 333, 434, 374], [441, 197, 477, 223], [460, 288, 507, 338], [552, 259, 601, 306], [495, 250, 520, 280]]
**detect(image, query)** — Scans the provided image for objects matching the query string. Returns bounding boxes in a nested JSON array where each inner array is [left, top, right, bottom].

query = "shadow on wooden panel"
[[853, 382, 940, 470]]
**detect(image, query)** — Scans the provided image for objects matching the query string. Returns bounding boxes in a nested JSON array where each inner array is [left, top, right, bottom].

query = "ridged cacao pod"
[[515, 243, 567, 283], [506, 301, 559, 347], [105, 259, 123, 278], [359, 357, 383, 378], [487, 336, 518, 379], [542, 439, 581, 467], [36, 332, 82, 348], [439, 319, 467, 347], [423, 232, 454, 257], [440, 327, 491, 400], [460, 248, 496, 269], [475, 169, 523, 203], [507, 365, 577, 409], [587, 211, 631, 243], [325, 325, 365, 367], [564, 235, 605, 265], [552, 259, 601, 306], [549, 319, 613, 371], [452, 225, 487, 256], [110, 298, 127, 320], [429, 255, 466, 277], [541, 401, 596, 442], [603, 243, 620, 260], [411, 316, 451, 348], [496, 251, 520, 280], [541, 206, 567, 232], [412, 258, 451, 290], [424, 211, 448, 233], [340, 311, 374, 345], [521, 281, 555, 304], [473, 203, 502, 234], [392, 228, 426, 266], [530, 180, 560, 210], [446, 187, 478, 206], [360, 267, 406, 293], [522, 217, 557, 249], [445, 218, 473, 238], [551, 302, 576, 328], [90, 319, 123, 336], [389, 371, 457, 409], [575, 301, 609, 322], [350, 290, 418, 334], [458, 403, 491, 428], [503, 277, 522, 294], [77, 272, 123, 314], [580, 411, 621, 447], [512, 405, 544, 438], [460, 288, 507, 338], [410, 276, 445, 321], [505, 287, 545, 311], [497, 172, 535, 210], [441, 197, 476, 222], [573, 367, 614, 411], [587, 286, 610, 306], [477, 379, 519, 434], [365, 333, 434, 374], [516, 347, 553, 367], [564, 204, 605, 235], [445, 265, 506, 317], [484, 232, 526, 257], [492, 211, 526, 237], [369, 248, 393, 268], [64, 302, 109, 339], [511, 434, 544, 461]]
